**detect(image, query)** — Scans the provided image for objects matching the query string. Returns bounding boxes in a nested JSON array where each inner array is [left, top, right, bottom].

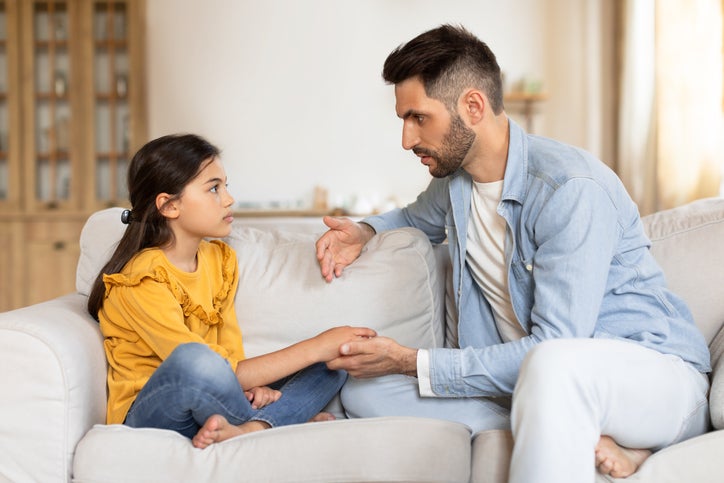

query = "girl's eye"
[[210, 185, 218, 193]]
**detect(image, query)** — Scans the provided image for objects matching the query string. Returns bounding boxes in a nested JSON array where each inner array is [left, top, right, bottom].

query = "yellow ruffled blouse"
[[99, 240, 245, 424]]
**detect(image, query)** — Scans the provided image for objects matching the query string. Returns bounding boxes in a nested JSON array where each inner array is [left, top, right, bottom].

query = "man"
[[315, 25, 711, 482]]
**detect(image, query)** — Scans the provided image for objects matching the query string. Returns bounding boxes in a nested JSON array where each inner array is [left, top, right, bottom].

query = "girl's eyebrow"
[[204, 177, 227, 185]]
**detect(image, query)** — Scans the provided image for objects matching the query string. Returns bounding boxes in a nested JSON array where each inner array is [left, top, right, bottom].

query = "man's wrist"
[[358, 222, 376, 240]]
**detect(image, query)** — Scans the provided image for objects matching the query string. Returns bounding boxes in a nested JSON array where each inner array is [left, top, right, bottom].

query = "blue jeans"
[[124, 343, 346, 439]]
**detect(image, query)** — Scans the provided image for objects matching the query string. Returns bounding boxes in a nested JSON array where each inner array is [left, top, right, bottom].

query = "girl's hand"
[[245, 386, 282, 409], [314, 326, 377, 362]]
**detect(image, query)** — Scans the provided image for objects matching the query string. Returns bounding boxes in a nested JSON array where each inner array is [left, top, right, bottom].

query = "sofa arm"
[[709, 324, 724, 429], [0, 293, 107, 483]]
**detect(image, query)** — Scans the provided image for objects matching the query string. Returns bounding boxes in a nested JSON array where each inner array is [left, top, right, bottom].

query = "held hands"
[[315, 217, 375, 282], [245, 386, 282, 409], [313, 326, 377, 363], [326, 336, 418, 379]]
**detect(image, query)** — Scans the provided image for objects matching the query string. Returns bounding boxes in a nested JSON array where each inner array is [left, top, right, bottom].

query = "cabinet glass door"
[[26, 0, 77, 210], [93, 0, 129, 205]]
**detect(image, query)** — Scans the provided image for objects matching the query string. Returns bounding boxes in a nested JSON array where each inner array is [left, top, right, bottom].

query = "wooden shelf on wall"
[[504, 92, 548, 132]]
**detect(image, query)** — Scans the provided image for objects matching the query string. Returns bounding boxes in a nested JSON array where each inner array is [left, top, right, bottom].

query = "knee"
[[515, 339, 583, 398], [166, 343, 235, 389]]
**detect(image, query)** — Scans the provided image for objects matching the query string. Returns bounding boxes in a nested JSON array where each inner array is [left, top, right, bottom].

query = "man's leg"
[[341, 374, 511, 433], [509, 338, 709, 483]]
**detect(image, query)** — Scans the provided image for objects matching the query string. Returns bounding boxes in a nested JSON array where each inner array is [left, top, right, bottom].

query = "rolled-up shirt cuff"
[[416, 349, 436, 397]]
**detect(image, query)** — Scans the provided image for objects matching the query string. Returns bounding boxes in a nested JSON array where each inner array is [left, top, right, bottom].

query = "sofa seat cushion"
[[73, 417, 471, 483]]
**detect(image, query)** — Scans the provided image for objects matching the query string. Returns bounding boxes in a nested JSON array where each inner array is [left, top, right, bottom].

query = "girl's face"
[[168, 157, 235, 242]]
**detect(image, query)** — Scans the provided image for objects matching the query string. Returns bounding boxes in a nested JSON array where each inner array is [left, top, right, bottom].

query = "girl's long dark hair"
[[87, 134, 221, 320]]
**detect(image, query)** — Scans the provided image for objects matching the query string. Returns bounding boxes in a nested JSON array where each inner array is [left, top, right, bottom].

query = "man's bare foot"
[[192, 415, 270, 449], [309, 412, 335, 422], [595, 435, 652, 478]]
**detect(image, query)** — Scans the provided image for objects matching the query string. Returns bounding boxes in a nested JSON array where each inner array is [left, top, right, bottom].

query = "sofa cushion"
[[227, 225, 445, 358], [73, 417, 472, 483], [643, 197, 724, 344]]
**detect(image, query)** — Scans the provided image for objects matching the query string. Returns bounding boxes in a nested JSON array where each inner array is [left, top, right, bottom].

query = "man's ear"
[[156, 193, 180, 219], [460, 89, 486, 124]]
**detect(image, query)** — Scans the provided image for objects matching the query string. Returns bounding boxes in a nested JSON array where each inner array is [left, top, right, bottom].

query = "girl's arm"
[[235, 326, 376, 390]]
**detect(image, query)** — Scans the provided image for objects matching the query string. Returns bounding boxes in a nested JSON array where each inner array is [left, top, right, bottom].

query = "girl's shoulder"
[[102, 247, 171, 290], [201, 239, 238, 267]]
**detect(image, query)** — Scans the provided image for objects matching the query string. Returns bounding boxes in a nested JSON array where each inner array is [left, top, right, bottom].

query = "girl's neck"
[[162, 239, 201, 273]]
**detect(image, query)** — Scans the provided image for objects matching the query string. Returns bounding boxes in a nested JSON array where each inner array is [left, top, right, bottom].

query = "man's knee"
[[515, 339, 589, 398]]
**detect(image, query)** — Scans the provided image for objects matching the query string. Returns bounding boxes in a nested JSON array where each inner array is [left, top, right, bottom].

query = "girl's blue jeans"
[[124, 342, 346, 439]]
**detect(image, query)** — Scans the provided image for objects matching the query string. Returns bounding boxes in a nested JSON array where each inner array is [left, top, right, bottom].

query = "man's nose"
[[401, 123, 419, 151]]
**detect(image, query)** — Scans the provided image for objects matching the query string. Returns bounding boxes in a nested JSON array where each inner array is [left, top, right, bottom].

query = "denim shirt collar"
[[501, 118, 528, 205]]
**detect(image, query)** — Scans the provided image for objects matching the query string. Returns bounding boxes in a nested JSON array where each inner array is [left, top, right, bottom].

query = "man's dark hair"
[[382, 24, 504, 114]]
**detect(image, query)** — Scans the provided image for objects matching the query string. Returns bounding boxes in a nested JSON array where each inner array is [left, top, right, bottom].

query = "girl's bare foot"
[[309, 411, 335, 422], [595, 435, 652, 478], [192, 415, 269, 449]]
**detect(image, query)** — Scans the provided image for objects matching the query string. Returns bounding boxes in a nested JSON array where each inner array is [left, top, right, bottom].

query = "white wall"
[[146, 0, 587, 211]]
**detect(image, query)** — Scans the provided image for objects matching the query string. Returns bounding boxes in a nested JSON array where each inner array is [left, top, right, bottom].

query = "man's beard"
[[413, 114, 476, 178]]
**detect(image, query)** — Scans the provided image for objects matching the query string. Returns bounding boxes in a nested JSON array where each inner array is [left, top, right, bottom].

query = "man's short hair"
[[382, 24, 504, 115]]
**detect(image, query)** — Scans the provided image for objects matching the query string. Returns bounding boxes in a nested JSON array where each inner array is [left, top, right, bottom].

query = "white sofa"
[[2, 198, 724, 483]]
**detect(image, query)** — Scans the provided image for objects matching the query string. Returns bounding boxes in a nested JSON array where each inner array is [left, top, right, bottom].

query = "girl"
[[87, 134, 376, 449]]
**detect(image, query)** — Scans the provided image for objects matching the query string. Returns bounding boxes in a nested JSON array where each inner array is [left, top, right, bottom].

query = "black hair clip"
[[121, 209, 133, 224]]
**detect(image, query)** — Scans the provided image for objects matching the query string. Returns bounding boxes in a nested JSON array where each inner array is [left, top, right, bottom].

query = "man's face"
[[394, 77, 475, 178]]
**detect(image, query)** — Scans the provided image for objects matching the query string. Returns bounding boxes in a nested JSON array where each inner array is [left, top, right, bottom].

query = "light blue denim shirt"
[[363, 119, 711, 398]]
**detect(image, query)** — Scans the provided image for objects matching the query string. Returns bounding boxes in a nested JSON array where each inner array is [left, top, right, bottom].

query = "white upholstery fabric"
[[74, 417, 471, 483], [227, 225, 445, 358], [643, 197, 724, 344]]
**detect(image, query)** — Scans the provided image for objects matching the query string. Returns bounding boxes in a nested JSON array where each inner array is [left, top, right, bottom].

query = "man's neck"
[[464, 114, 510, 183]]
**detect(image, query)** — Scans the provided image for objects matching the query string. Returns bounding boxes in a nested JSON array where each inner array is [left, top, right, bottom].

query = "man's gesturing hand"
[[315, 216, 375, 282]]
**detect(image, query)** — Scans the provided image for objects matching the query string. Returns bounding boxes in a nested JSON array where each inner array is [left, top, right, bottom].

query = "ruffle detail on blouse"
[[103, 241, 235, 327]]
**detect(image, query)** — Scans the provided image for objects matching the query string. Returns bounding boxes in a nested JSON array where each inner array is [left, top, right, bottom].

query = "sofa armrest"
[[0, 293, 107, 482], [708, 324, 724, 429]]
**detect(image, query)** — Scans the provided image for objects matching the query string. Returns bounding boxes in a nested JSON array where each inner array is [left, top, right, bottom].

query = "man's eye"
[[416, 115, 424, 123]]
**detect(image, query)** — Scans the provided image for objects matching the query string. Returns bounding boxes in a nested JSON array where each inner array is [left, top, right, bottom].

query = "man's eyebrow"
[[400, 109, 424, 120]]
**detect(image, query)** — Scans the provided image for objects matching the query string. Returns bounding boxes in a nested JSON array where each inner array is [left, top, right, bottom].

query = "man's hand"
[[326, 336, 418, 378], [315, 217, 375, 282], [244, 386, 282, 409]]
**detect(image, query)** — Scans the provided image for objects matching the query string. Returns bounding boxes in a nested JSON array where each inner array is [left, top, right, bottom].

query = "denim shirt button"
[[525, 264, 533, 271]]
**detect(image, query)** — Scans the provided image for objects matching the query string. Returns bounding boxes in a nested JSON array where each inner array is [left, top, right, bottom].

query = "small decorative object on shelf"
[[54, 71, 67, 97], [115, 74, 127, 97]]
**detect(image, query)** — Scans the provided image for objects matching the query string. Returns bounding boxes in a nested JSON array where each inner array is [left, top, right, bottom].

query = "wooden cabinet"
[[0, 0, 146, 311]]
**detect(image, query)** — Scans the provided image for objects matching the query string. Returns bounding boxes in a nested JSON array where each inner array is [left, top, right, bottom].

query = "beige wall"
[[145, 0, 610, 210]]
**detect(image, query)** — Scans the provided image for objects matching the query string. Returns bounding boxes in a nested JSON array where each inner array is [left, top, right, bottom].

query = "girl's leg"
[[253, 363, 347, 428], [124, 343, 256, 438], [509, 338, 709, 483]]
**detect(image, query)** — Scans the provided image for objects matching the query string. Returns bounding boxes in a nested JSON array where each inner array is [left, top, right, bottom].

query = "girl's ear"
[[156, 193, 180, 219]]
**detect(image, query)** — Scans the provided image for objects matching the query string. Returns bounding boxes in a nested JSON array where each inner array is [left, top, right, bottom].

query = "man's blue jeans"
[[124, 343, 346, 439]]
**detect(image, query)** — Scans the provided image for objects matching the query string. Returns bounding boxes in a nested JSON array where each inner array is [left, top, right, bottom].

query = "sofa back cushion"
[[76, 208, 446, 357], [642, 197, 724, 344]]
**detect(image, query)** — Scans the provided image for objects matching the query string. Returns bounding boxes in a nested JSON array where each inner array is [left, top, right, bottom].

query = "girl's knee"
[[166, 343, 235, 388]]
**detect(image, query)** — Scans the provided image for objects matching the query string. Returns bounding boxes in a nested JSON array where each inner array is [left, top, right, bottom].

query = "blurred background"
[[0, 0, 722, 310]]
